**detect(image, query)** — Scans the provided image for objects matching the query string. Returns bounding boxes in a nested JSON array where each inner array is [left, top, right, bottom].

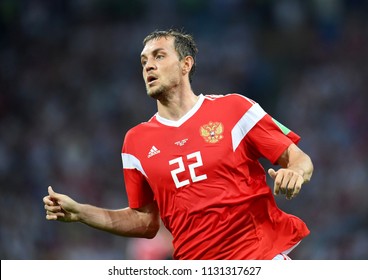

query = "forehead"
[[141, 36, 175, 57]]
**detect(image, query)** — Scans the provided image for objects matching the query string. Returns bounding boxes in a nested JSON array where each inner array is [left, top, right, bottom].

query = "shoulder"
[[124, 115, 158, 139], [203, 93, 257, 109]]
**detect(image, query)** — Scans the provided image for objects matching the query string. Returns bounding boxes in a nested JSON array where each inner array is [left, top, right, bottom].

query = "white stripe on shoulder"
[[231, 103, 266, 151], [205, 93, 257, 105], [230, 93, 257, 104], [121, 153, 147, 177], [203, 94, 224, 100]]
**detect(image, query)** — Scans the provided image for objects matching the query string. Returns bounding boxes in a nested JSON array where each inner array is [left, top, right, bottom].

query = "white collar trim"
[[155, 94, 204, 127]]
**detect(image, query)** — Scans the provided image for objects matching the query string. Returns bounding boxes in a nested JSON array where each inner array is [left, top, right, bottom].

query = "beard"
[[145, 72, 181, 102], [146, 84, 166, 100], [146, 79, 179, 103]]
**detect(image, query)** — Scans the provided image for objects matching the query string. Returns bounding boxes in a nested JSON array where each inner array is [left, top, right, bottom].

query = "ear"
[[182, 56, 194, 76]]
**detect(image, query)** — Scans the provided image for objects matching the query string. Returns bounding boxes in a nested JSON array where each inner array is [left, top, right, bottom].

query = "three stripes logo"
[[147, 146, 160, 158]]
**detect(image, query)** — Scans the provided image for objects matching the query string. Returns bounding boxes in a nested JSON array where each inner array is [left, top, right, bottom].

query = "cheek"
[[168, 71, 182, 84], [168, 65, 182, 79]]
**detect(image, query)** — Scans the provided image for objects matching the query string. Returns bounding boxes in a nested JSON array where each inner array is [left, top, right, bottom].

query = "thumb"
[[48, 185, 55, 196], [48, 186, 60, 203], [268, 168, 277, 179]]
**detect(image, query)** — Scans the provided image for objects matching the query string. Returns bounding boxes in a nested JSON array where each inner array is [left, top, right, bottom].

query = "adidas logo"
[[147, 146, 160, 158]]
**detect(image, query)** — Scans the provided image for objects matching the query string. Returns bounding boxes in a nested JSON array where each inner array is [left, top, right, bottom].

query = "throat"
[[157, 94, 200, 121]]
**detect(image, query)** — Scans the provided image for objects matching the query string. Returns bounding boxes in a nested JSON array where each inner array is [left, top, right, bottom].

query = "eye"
[[141, 60, 147, 67], [156, 54, 164, 60]]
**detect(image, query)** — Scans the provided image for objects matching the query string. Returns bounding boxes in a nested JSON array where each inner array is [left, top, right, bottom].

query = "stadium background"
[[1, 0, 367, 259]]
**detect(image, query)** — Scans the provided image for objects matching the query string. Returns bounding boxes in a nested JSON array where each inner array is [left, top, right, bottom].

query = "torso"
[[122, 93, 309, 259]]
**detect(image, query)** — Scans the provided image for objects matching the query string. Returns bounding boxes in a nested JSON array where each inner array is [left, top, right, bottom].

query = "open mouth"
[[147, 76, 157, 84]]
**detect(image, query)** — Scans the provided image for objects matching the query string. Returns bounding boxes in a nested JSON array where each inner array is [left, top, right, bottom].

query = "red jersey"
[[121, 93, 310, 260]]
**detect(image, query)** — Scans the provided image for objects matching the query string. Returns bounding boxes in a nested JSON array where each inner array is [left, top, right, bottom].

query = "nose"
[[144, 58, 156, 72]]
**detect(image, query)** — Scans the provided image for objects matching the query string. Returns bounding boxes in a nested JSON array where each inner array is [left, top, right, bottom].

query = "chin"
[[147, 86, 165, 100]]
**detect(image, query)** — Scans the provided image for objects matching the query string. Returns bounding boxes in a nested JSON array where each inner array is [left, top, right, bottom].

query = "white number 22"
[[169, 151, 207, 188]]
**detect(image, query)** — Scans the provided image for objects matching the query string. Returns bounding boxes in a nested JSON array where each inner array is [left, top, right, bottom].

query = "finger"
[[291, 176, 304, 198], [46, 209, 64, 216], [43, 195, 55, 206], [268, 168, 278, 194], [46, 213, 57, 220], [279, 171, 293, 196], [286, 176, 297, 200], [44, 204, 61, 212], [46, 211, 65, 220], [268, 168, 277, 179], [270, 171, 282, 195]]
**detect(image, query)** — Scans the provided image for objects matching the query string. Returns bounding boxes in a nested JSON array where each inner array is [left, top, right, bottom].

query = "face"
[[140, 37, 183, 100]]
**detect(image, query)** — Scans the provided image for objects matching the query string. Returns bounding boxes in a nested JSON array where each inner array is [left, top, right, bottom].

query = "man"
[[43, 29, 313, 260]]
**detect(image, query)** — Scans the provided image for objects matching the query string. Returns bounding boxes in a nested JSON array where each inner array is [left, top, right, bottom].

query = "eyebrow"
[[140, 47, 166, 59]]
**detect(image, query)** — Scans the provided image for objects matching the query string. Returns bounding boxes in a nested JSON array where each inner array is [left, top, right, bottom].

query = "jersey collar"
[[155, 94, 204, 127]]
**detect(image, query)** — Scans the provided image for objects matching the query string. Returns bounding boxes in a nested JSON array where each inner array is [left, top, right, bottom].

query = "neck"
[[157, 87, 199, 121]]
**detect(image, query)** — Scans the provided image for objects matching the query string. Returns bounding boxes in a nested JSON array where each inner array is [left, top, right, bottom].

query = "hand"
[[43, 186, 80, 222], [268, 168, 305, 200]]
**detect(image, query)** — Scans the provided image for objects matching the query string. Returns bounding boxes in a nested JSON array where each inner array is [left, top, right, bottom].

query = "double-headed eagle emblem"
[[200, 121, 224, 143]]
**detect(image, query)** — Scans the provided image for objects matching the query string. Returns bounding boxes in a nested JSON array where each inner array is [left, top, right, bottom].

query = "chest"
[[137, 116, 238, 190]]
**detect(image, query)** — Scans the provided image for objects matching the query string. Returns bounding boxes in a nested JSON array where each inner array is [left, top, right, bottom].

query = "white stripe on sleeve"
[[231, 103, 266, 151], [121, 153, 147, 177]]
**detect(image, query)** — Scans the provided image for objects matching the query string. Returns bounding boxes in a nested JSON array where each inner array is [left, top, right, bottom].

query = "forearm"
[[76, 204, 160, 238], [284, 144, 314, 183]]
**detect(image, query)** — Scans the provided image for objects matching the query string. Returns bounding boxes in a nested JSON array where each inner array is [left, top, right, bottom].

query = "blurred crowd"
[[1, 0, 367, 260]]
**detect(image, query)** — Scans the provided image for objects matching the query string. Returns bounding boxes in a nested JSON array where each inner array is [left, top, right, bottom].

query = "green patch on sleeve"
[[272, 118, 291, 135]]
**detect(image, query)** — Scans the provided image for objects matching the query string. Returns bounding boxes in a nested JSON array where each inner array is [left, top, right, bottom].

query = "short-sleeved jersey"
[[121, 93, 309, 260]]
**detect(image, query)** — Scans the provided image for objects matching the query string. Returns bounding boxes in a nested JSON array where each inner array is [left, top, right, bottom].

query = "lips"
[[147, 75, 157, 84]]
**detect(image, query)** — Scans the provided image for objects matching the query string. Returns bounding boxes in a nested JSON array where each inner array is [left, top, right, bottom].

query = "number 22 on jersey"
[[169, 151, 207, 188]]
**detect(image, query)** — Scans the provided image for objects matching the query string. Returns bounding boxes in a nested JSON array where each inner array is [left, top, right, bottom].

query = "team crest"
[[200, 121, 224, 143]]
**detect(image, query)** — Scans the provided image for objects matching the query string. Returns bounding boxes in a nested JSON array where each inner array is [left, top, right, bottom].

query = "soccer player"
[[43, 29, 314, 260]]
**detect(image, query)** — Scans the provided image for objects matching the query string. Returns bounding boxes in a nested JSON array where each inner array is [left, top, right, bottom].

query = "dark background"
[[1, 0, 367, 259]]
